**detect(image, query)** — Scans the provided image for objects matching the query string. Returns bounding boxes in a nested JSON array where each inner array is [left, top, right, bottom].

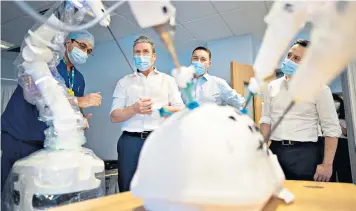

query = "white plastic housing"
[[22, 61, 85, 149], [11, 149, 104, 211], [289, 1, 356, 101], [128, 0, 176, 28], [22, 45, 53, 63], [24, 14, 62, 49], [86, 0, 111, 27], [253, 1, 313, 86], [131, 104, 286, 211]]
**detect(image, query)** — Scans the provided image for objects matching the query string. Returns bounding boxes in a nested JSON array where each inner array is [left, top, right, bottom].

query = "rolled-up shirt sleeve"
[[219, 79, 245, 109], [316, 86, 341, 137], [259, 83, 272, 125], [168, 77, 185, 107], [110, 80, 126, 115]]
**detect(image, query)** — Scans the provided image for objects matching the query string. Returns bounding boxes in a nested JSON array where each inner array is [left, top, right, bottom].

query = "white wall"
[[207, 35, 254, 84], [1, 55, 18, 112], [1, 56, 17, 79]]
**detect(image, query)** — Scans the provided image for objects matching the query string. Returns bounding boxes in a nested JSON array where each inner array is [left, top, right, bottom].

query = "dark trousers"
[[117, 133, 146, 192], [1, 132, 43, 193], [333, 138, 353, 183], [270, 141, 322, 181]]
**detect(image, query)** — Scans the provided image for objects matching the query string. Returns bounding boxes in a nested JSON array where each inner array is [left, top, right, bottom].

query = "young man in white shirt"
[[184, 46, 245, 109], [110, 36, 184, 192], [260, 39, 341, 182]]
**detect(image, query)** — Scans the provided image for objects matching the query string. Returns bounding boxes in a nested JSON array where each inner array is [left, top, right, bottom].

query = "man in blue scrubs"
[[1, 30, 102, 191], [186, 46, 245, 108]]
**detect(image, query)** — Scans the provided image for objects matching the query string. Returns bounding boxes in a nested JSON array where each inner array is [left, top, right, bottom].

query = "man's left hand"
[[314, 163, 333, 182]]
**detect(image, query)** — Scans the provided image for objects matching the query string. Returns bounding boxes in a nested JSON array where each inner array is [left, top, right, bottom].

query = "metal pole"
[[341, 63, 356, 184]]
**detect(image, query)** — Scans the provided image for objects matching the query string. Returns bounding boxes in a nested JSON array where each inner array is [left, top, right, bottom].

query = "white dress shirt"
[[181, 74, 245, 109], [111, 68, 184, 132], [260, 77, 341, 142], [339, 119, 347, 138]]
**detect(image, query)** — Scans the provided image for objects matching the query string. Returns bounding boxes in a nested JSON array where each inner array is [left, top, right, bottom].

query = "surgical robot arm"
[[289, 1, 356, 102], [19, 0, 110, 149], [249, 1, 318, 94], [253, 1, 356, 102], [253, 1, 356, 142]]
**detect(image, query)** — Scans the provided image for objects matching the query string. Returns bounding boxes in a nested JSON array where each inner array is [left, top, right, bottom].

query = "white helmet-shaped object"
[[131, 104, 290, 211]]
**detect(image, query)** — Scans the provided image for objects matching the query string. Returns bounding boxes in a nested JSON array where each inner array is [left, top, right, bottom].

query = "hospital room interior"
[[1, 0, 356, 211]]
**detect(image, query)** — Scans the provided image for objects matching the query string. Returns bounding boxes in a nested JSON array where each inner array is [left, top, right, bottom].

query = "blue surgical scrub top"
[[1, 60, 85, 142]]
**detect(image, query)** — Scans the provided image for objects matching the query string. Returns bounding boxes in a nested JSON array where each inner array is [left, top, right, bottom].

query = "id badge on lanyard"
[[68, 68, 75, 96]]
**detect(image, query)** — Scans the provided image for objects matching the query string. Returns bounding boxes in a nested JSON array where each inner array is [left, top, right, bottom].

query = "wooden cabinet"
[[230, 61, 275, 125]]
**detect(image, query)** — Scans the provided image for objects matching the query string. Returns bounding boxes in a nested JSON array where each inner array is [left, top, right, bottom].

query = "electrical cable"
[[107, 26, 135, 73], [14, 0, 126, 32], [264, 100, 295, 143]]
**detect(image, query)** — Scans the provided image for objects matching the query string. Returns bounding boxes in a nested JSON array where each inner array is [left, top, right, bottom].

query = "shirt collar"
[[203, 73, 211, 80], [133, 67, 160, 76], [196, 73, 210, 83], [58, 59, 77, 72]]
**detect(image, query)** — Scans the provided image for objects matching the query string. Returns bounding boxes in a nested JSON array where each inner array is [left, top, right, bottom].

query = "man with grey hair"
[[110, 35, 184, 192]]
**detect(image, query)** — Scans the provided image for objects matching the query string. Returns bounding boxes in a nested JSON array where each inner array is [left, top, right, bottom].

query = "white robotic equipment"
[[2, 1, 111, 211], [289, 1, 356, 102], [131, 104, 291, 211], [250, 1, 356, 103], [3, 0, 181, 210]]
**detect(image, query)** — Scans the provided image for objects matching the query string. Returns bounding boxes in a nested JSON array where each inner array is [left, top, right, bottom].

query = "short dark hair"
[[292, 39, 310, 48], [133, 35, 156, 53], [192, 46, 211, 60], [332, 94, 345, 119]]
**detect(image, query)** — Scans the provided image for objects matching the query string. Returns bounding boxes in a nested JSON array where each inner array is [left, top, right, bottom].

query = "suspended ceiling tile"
[[182, 14, 233, 42], [173, 1, 217, 23], [105, 15, 141, 40], [1, 1, 56, 24], [117, 12, 140, 27], [174, 24, 195, 43], [220, 3, 267, 37], [210, 1, 259, 13], [1, 16, 35, 46], [103, 0, 135, 15]]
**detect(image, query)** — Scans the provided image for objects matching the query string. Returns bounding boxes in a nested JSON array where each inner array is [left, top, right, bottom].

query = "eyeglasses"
[[72, 40, 93, 55]]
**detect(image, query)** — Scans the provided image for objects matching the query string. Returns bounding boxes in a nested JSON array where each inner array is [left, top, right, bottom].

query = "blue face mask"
[[281, 59, 299, 76], [191, 61, 206, 76], [68, 47, 88, 65], [134, 56, 151, 71]]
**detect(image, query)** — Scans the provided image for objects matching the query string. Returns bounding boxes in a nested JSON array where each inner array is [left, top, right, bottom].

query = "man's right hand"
[[133, 98, 152, 114], [78, 92, 102, 108]]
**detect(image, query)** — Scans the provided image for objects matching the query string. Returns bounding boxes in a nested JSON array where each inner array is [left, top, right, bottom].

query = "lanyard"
[[68, 67, 75, 90]]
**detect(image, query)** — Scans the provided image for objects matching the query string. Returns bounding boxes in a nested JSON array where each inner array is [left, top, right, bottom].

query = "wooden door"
[[230, 61, 275, 124]]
